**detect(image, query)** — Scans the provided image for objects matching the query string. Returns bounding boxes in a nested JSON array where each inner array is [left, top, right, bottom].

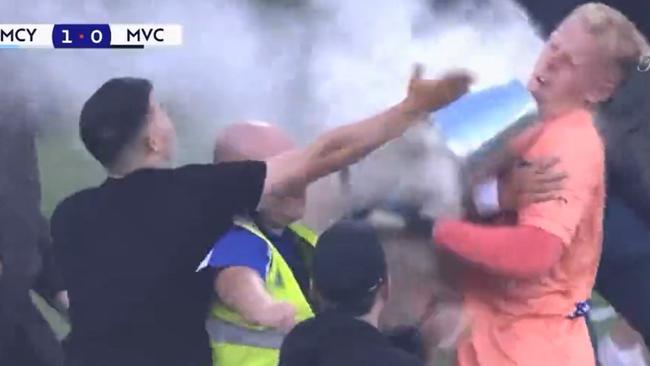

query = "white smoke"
[[304, 0, 542, 125], [0, 0, 544, 212]]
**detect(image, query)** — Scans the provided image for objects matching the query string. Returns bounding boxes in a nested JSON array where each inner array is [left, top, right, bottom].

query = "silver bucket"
[[433, 79, 537, 157], [432, 79, 539, 198]]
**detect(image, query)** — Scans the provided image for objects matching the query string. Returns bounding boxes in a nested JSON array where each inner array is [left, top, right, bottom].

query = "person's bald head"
[[213, 121, 295, 163], [214, 121, 304, 229]]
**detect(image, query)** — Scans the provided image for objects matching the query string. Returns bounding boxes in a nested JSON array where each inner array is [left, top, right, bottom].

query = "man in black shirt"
[[279, 220, 423, 366], [52, 69, 471, 366]]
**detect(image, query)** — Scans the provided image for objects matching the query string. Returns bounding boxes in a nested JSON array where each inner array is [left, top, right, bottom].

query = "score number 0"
[[61, 29, 103, 44]]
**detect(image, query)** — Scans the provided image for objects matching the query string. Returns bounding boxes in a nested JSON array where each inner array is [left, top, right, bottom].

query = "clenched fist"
[[255, 301, 297, 333]]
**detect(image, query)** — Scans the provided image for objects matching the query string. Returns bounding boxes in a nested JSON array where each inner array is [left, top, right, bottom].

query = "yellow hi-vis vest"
[[207, 219, 317, 366]]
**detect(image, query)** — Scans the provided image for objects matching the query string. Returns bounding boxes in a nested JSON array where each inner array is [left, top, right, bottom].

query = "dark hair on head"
[[79, 77, 153, 168]]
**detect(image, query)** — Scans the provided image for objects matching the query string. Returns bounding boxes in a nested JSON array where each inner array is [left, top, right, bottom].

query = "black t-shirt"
[[279, 311, 424, 366], [51, 162, 266, 366]]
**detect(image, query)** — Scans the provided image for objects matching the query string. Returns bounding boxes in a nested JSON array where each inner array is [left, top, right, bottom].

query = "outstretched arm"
[[260, 68, 472, 210]]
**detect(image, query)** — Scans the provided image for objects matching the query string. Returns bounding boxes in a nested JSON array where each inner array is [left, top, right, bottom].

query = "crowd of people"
[[1, 2, 650, 366]]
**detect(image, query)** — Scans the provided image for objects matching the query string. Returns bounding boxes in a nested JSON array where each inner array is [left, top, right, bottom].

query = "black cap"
[[313, 220, 387, 305]]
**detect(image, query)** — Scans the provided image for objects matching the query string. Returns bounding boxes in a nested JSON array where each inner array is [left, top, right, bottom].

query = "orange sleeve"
[[518, 116, 604, 246], [433, 220, 564, 278]]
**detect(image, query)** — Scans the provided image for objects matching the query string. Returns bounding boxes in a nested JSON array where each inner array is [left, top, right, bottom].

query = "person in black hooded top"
[[278, 220, 423, 366]]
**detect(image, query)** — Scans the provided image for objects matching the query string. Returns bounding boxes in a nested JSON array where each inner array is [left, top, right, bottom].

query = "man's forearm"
[[302, 101, 425, 183], [216, 267, 274, 325], [433, 220, 563, 278], [262, 71, 470, 205]]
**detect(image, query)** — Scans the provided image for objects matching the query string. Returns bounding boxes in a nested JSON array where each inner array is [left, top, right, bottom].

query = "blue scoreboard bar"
[[52, 24, 111, 48]]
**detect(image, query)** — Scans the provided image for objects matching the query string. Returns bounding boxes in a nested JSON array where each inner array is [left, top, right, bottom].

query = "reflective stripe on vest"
[[206, 318, 285, 350]]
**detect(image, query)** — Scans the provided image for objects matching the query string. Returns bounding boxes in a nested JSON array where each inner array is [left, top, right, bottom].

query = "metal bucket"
[[431, 79, 541, 197], [433, 79, 537, 158]]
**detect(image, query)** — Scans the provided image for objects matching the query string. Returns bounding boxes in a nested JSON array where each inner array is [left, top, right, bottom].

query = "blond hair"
[[569, 2, 649, 72]]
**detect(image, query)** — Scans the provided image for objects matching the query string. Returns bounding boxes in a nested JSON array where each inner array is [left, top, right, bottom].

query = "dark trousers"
[[0, 312, 64, 366], [595, 194, 650, 348], [0, 277, 64, 366], [595, 260, 650, 348]]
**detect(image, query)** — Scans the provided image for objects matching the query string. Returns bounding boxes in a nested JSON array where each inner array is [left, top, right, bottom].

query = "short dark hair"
[[79, 77, 153, 168]]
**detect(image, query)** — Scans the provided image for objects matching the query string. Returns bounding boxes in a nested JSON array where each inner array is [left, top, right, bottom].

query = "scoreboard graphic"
[[0, 24, 182, 48]]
